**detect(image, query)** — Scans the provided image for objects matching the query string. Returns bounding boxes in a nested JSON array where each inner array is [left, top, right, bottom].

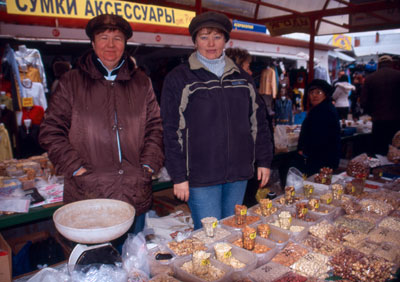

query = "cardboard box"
[[0, 233, 12, 282]]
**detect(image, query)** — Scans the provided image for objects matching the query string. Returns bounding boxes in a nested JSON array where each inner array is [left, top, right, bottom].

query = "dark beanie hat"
[[189, 11, 232, 43], [86, 14, 132, 40], [307, 79, 334, 96]]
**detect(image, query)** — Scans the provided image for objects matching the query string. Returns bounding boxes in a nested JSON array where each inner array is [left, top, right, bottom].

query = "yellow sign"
[[6, 0, 195, 27], [22, 97, 34, 107], [332, 34, 352, 51], [266, 17, 310, 37]]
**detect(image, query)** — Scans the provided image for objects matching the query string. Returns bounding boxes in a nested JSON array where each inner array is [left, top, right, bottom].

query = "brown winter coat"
[[39, 50, 164, 215]]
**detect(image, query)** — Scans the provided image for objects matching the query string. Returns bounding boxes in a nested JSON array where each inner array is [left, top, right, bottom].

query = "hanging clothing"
[[21, 79, 48, 110], [15, 46, 48, 92], [291, 68, 308, 89], [314, 66, 331, 84], [0, 94, 13, 111], [2, 45, 23, 110], [0, 123, 13, 161], [22, 105, 44, 125], [259, 67, 277, 98], [274, 98, 293, 125], [0, 107, 18, 150], [17, 124, 44, 159], [19, 65, 42, 85]]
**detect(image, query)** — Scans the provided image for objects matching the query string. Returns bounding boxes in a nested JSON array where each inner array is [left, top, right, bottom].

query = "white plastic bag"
[[121, 232, 150, 280], [274, 125, 289, 152], [286, 167, 304, 191]]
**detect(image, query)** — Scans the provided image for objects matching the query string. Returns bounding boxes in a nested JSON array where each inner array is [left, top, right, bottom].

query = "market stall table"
[[0, 180, 173, 231]]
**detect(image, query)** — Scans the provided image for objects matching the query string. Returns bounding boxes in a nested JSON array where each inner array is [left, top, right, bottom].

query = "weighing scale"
[[53, 199, 135, 273]]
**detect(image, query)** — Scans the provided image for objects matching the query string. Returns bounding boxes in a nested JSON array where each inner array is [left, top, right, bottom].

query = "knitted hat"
[[189, 11, 232, 43], [307, 79, 334, 96], [86, 14, 132, 40]]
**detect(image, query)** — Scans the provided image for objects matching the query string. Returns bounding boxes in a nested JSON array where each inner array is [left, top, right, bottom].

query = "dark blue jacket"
[[297, 99, 341, 175], [161, 53, 273, 187]]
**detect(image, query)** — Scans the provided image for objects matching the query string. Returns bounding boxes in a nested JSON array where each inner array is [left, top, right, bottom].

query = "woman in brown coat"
[[39, 14, 164, 234]]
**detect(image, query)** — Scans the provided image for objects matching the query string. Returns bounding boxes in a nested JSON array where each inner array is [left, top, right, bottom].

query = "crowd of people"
[[39, 12, 400, 235]]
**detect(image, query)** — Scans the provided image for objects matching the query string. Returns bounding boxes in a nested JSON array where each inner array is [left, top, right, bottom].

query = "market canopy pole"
[[308, 16, 316, 83]]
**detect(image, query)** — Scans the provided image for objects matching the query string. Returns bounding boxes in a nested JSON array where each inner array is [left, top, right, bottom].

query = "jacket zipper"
[[111, 81, 122, 164], [220, 74, 230, 182]]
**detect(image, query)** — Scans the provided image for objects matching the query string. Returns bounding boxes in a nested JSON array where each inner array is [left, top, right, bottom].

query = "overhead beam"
[[256, 1, 400, 23]]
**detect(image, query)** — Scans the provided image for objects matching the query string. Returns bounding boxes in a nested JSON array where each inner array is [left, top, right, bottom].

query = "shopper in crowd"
[[332, 74, 355, 120], [161, 12, 273, 229], [225, 47, 252, 75], [361, 55, 400, 155], [332, 69, 345, 87], [297, 79, 341, 176], [350, 72, 364, 120], [39, 14, 164, 234]]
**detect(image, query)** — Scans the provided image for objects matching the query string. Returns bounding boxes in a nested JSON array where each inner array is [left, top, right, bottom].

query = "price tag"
[[22, 97, 34, 107], [309, 187, 314, 194], [338, 189, 343, 195], [315, 203, 320, 209], [327, 198, 332, 204], [212, 221, 217, 228], [250, 232, 257, 239], [291, 191, 295, 196], [201, 259, 210, 266], [302, 208, 308, 215], [322, 178, 326, 184], [224, 251, 232, 258], [240, 208, 247, 216], [352, 186, 355, 193], [289, 217, 292, 224], [267, 202, 272, 209]]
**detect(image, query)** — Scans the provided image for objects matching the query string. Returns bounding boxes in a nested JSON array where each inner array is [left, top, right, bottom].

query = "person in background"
[[274, 84, 293, 125], [297, 79, 341, 176], [50, 60, 71, 94], [332, 69, 345, 88], [361, 55, 400, 155], [350, 72, 364, 120], [225, 47, 252, 75], [39, 14, 164, 234], [161, 12, 273, 229], [226, 47, 275, 207], [332, 74, 355, 121]]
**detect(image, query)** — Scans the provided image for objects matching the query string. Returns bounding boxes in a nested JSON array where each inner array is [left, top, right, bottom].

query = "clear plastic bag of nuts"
[[235, 205, 247, 225], [242, 225, 256, 250]]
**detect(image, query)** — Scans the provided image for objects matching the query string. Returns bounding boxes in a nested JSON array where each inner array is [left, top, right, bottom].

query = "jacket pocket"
[[72, 171, 99, 198]]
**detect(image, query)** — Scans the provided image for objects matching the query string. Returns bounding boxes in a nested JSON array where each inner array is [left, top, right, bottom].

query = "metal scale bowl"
[[53, 199, 135, 273]]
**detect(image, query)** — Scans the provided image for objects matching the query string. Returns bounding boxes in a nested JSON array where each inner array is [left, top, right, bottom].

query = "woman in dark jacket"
[[39, 14, 164, 234], [161, 12, 273, 229], [297, 79, 341, 176]]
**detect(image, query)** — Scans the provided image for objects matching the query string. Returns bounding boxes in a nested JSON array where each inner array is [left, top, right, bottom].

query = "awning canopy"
[[328, 50, 356, 62], [130, 0, 400, 36]]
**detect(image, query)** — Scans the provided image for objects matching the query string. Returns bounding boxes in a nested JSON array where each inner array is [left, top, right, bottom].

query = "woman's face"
[[195, 28, 226, 60], [308, 87, 327, 107], [92, 29, 125, 70], [242, 59, 252, 76]]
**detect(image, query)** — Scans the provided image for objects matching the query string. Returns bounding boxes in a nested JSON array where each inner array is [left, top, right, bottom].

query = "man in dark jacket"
[[39, 14, 164, 234], [361, 55, 400, 155]]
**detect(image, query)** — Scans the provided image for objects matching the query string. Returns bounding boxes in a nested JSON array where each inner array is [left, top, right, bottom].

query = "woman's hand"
[[74, 167, 87, 176], [174, 181, 189, 202], [257, 167, 271, 188]]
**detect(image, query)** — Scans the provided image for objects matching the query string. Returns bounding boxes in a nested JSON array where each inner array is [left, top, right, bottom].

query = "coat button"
[[118, 169, 124, 175]]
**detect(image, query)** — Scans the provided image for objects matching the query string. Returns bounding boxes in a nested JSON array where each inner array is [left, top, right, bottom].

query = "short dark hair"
[[225, 48, 251, 68], [338, 75, 348, 82]]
